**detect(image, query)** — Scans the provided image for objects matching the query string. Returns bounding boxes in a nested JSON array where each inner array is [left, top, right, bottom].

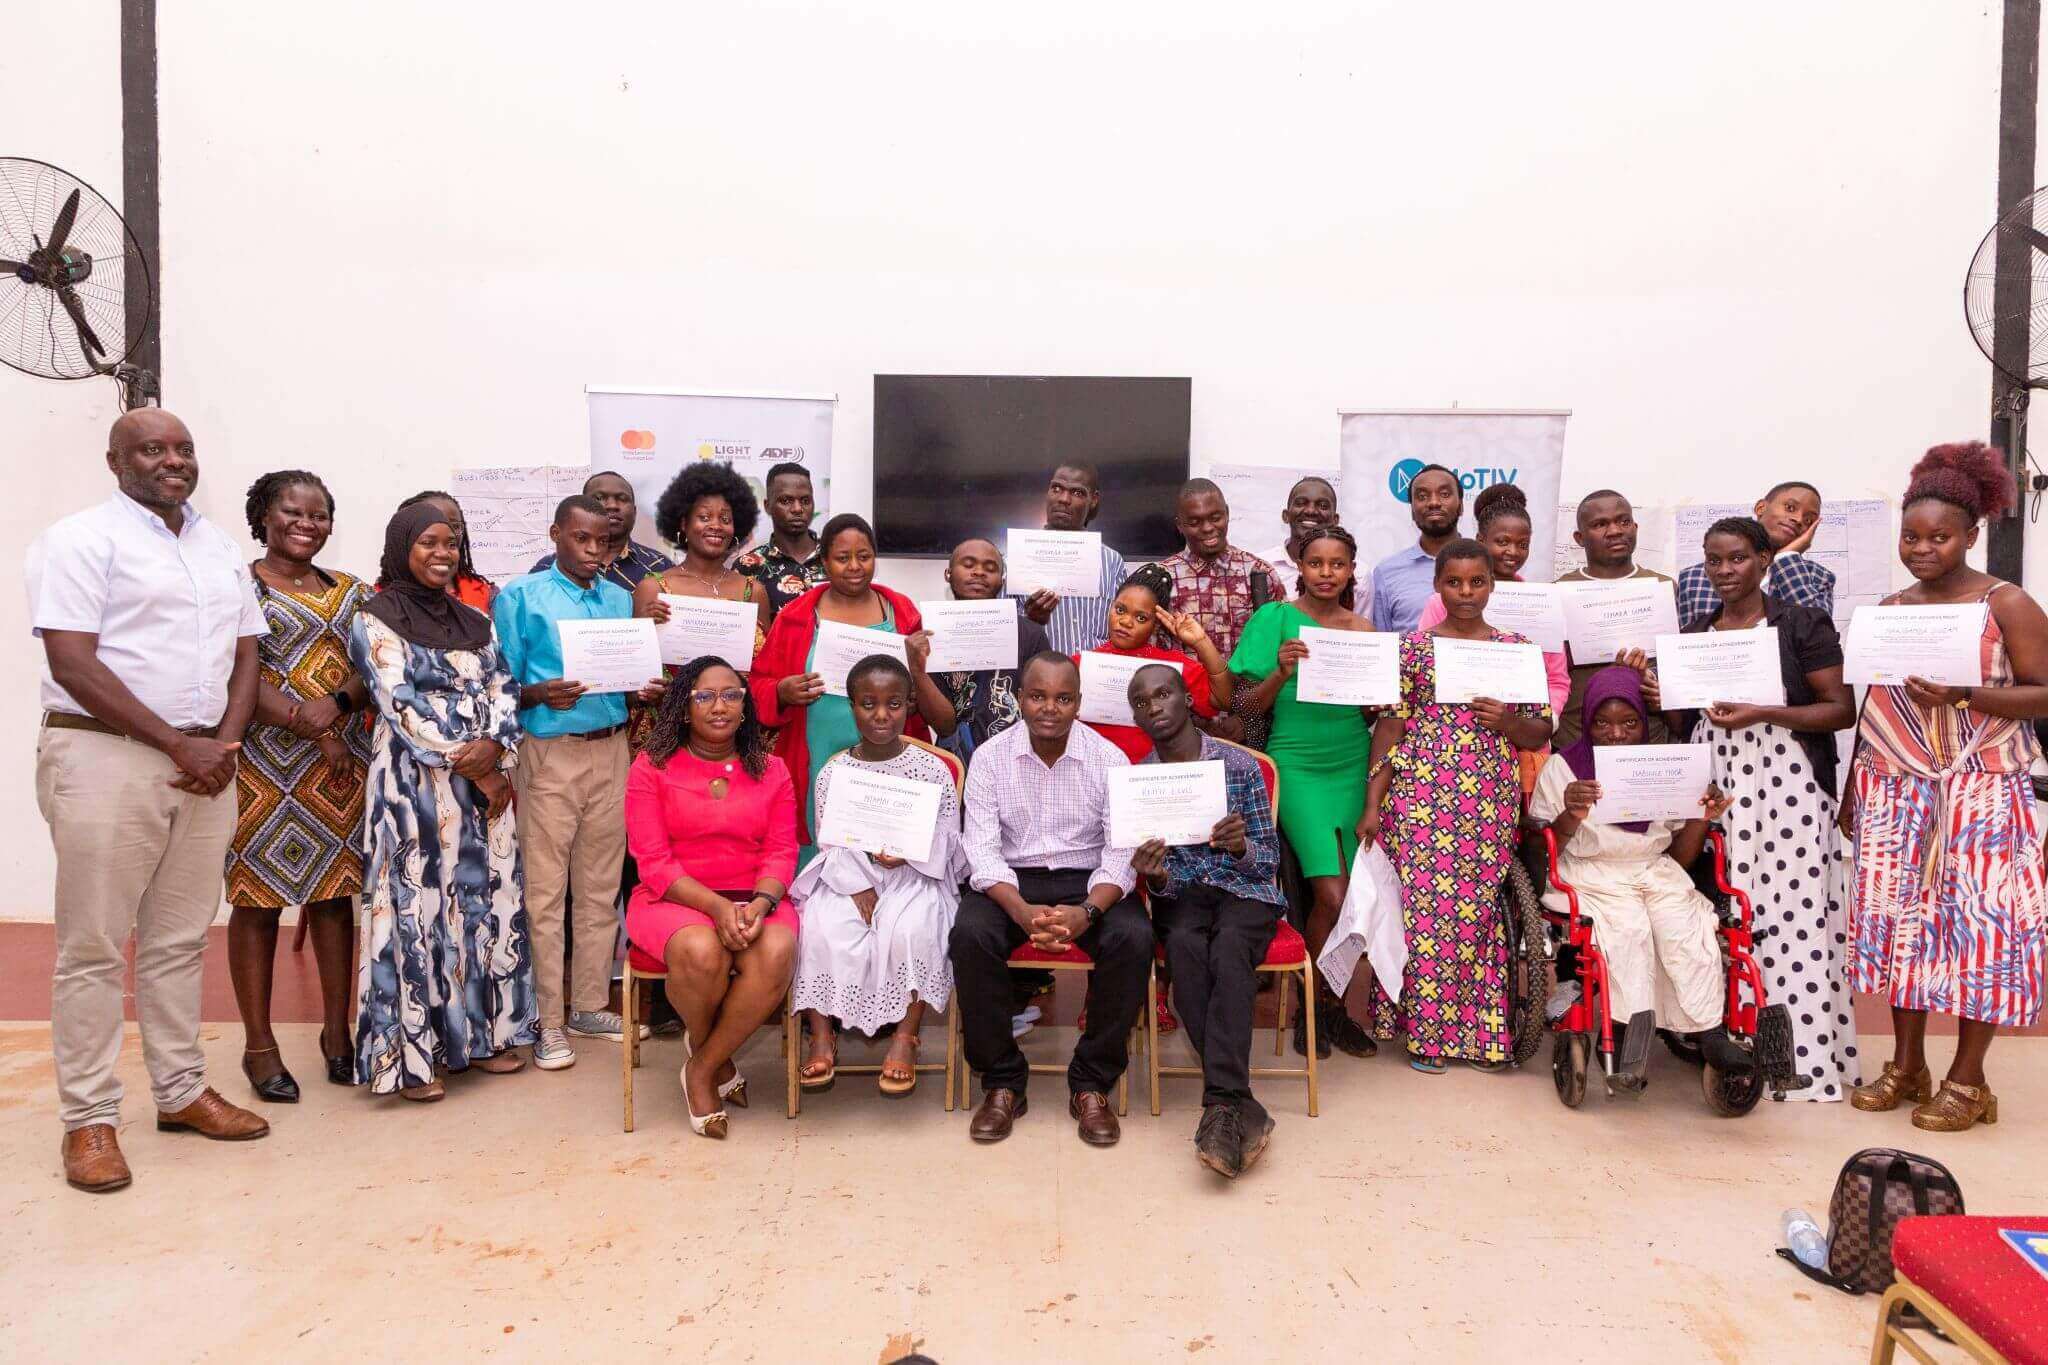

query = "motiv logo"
[[1386, 457, 1519, 503]]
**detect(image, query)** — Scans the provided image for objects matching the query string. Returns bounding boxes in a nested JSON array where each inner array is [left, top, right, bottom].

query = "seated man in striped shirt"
[[1127, 664, 1284, 1180], [951, 652, 1145, 1148]]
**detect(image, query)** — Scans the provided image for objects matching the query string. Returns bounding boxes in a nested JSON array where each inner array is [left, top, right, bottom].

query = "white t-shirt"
[[27, 491, 268, 729]]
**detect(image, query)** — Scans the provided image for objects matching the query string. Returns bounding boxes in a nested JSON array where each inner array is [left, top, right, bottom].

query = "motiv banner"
[[585, 386, 837, 551], [1337, 408, 1570, 583]]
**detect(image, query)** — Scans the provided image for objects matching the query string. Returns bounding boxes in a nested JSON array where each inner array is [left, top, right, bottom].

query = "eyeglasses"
[[690, 688, 748, 706]]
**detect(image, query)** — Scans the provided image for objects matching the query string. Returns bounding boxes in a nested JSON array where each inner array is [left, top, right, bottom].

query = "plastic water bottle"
[[1781, 1209, 1828, 1269]]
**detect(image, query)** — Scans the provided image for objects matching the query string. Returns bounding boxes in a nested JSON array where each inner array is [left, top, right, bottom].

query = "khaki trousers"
[[513, 731, 628, 1028], [36, 726, 235, 1130]]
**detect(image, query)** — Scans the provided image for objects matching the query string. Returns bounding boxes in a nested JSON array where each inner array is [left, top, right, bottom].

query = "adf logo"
[[1387, 458, 1426, 502], [618, 430, 655, 451]]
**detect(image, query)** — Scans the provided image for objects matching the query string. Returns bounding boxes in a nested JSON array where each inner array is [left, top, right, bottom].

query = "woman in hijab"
[[1526, 666, 1749, 1085], [347, 503, 535, 1101]]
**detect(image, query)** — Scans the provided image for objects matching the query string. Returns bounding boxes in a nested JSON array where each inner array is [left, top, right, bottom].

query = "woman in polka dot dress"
[[1640, 517, 1860, 1100]]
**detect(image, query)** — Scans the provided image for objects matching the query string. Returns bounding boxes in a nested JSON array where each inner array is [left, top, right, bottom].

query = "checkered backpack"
[[1780, 1148, 1966, 1295]]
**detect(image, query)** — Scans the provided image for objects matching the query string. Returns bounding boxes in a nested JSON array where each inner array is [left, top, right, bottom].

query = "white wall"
[[0, 2, 2020, 917]]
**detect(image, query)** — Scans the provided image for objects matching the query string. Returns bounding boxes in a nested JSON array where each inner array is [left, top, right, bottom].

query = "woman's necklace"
[[672, 562, 730, 592], [686, 740, 738, 798], [260, 557, 314, 590]]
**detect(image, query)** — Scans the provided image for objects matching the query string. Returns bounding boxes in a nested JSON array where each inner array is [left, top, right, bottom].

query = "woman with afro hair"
[[1842, 441, 2048, 1132]]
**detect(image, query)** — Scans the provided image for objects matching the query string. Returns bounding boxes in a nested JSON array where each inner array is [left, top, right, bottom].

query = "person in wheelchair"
[[1526, 667, 1754, 1088]]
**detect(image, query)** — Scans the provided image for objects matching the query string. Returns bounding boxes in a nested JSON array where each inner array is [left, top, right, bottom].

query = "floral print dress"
[[347, 612, 535, 1093], [1372, 630, 1546, 1063]]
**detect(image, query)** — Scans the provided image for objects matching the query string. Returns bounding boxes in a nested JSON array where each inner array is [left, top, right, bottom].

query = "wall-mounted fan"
[[0, 156, 157, 408]]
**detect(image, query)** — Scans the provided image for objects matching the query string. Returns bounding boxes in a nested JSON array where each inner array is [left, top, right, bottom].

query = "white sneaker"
[[567, 1009, 648, 1042], [532, 1027, 577, 1070], [1011, 1005, 1041, 1039]]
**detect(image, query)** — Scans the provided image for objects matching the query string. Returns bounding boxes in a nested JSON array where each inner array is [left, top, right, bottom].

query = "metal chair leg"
[[943, 998, 958, 1112], [1302, 966, 1319, 1118], [1274, 970, 1288, 1056], [622, 963, 637, 1133], [1147, 965, 1162, 1116]]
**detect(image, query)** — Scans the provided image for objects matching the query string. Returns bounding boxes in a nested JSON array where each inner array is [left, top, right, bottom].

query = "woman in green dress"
[[1229, 526, 1376, 1055]]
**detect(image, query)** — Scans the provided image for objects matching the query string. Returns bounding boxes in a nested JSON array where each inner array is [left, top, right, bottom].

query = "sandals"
[[879, 1035, 922, 1097], [1911, 1080, 1999, 1133], [399, 1080, 445, 1103], [1851, 1061, 1935, 1113], [469, 1050, 525, 1075], [800, 1019, 838, 1091], [1409, 1056, 1446, 1075]]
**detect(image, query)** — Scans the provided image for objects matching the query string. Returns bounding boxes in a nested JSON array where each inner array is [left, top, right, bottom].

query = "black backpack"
[[1780, 1148, 1965, 1295]]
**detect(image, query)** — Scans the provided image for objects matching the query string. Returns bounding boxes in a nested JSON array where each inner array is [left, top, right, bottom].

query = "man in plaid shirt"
[[1127, 663, 1285, 1179], [1675, 481, 1834, 627]]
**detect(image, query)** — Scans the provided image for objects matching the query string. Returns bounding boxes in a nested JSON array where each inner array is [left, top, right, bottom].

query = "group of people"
[[29, 406, 2048, 1195]]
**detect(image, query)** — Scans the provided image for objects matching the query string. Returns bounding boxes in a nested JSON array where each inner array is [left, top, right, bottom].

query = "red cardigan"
[[749, 583, 930, 844]]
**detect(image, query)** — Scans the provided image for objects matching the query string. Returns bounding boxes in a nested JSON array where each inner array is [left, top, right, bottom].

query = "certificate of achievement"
[[654, 594, 757, 670], [1654, 628, 1787, 710], [1432, 636, 1550, 705], [1294, 627, 1400, 706], [1563, 578, 1681, 662], [1109, 761, 1228, 848], [1593, 743, 1714, 824], [1005, 529, 1103, 597], [1077, 650, 1156, 726], [814, 765, 943, 864], [556, 617, 664, 695], [813, 620, 909, 697], [1485, 582, 1568, 654], [918, 598, 1020, 674], [1843, 604, 1989, 687]]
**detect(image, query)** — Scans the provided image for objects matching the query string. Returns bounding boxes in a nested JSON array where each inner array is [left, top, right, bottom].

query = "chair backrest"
[[903, 734, 966, 797], [1205, 734, 1279, 810]]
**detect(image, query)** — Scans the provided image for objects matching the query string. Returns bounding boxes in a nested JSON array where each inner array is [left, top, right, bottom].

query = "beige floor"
[[2, 1021, 2039, 1364]]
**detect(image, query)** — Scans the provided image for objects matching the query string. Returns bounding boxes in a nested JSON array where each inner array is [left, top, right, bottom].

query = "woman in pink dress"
[[625, 656, 799, 1138]]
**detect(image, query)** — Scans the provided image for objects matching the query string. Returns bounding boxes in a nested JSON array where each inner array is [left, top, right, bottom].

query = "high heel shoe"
[[320, 1029, 353, 1086], [680, 1034, 732, 1134], [1911, 1080, 1999, 1133], [1851, 1061, 1934, 1113], [241, 1047, 300, 1104]]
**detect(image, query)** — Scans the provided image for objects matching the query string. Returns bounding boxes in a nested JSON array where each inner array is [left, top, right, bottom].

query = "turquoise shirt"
[[492, 565, 633, 737]]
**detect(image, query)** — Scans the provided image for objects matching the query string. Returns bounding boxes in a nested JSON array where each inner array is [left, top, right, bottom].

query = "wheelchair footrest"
[[1606, 1009, 1655, 1096], [1754, 1003, 1811, 1092]]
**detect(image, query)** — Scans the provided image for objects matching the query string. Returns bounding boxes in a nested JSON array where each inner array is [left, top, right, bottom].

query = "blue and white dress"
[[347, 612, 535, 1093]]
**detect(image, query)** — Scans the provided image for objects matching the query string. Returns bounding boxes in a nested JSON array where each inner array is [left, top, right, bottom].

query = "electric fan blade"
[[57, 285, 106, 358], [2016, 222, 2048, 257], [47, 188, 81, 254], [0, 259, 22, 273]]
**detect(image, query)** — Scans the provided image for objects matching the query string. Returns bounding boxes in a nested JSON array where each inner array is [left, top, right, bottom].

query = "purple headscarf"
[[1558, 665, 1651, 833]]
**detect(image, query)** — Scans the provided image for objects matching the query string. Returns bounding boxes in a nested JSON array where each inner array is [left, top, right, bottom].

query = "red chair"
[[948, 940, 1138, 1116], [621, 943, 797, 1132], [1874, 1215, 2048, 1364], [1142, 738, 1318, 1117]]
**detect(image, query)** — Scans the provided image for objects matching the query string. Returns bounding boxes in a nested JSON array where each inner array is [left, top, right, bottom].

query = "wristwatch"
[[329, 688, 355, 715], [1083, 904, 1102, 926]]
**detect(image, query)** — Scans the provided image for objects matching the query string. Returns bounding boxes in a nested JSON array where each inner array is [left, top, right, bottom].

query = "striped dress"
[[1849, 585, 2047, 1026]]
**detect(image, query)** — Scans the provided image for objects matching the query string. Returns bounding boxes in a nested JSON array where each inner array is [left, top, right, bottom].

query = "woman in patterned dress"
[[791, 654, 965, 1095], [1841, 442, 2048, 1132], [225, 472, 374, 1101], [349, 503, 534, 1101], [1359, 540, 1552, 1072]]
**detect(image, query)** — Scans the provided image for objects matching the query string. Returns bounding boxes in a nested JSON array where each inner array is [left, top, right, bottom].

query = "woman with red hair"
[[1841, 442, 2048, 1132]]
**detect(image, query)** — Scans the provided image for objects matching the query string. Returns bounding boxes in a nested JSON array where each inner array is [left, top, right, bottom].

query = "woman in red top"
[[1076, 563, 1229, 763], [625, 657, 798, 1139]]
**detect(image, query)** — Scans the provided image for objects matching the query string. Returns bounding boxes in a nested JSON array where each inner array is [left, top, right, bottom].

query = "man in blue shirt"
[[1674, 480, 1834, 628], [1369, 463, 1461, 634], [495, 496, 663, 1072], [1127, 664, 1285, 1179], [527, 470, 672, 592]]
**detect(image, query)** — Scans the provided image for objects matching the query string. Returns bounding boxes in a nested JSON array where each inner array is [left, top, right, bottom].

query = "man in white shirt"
[[950, 652, 1145, 1147], [27, 409, 272, 1193], [1258, 475, 1339, 601]]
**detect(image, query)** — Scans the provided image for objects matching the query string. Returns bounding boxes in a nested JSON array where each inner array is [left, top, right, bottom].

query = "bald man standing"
[[28, 409, 272, 1193]]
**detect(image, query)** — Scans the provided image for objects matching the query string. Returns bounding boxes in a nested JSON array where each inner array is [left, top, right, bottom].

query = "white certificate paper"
[[1109, 761, 1228, 848], [1486, 582, 1568, 653], [1432, 636, 1550, 705], [812, 620, 910, 697], [556, 617, 663, 695], [1843, 604, 1988, 687], [1593, 743, 1714, 824], [919, 598, 1020, 674], [1078, 650, 1155, 726], [1294, 627, 1400, 706], [1654, 628, 1787, 710], [1563, 578, 1680, 662], [1005, 529, 1103, 597], [814, 765, 942, 863], [654, 594, 757, 670]]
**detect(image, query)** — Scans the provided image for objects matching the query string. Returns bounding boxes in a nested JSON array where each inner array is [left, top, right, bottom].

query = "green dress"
[[1229, 601, 1374, 878], [799, 599, 898, 866]]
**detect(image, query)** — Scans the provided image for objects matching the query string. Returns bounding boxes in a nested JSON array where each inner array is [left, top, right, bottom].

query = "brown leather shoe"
[[968, 1088, 1027, 1143], [156, 1087, 271, 1141], [1069, 1090, 1120, 1147], [62, 1124, 132, 1193]]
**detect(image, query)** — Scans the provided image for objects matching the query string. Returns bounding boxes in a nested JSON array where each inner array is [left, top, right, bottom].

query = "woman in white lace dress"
[[791, 653, 964, 1095]]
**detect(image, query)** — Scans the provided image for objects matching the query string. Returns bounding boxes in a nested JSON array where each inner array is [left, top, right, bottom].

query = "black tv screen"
[[872, 374, 1192, 559]]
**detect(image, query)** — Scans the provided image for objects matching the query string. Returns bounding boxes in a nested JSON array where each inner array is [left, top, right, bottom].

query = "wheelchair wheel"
[[1500, 857, 1550, 1065], [1552, 1031, 1588, 1108], [1702, 1061, 1765, 1117]]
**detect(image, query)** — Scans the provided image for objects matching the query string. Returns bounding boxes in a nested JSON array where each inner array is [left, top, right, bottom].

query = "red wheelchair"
[[1502, 826, 1807, 1114]]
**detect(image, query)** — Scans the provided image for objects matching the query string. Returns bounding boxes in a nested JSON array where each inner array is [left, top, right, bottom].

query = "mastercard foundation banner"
[[1337, 408, 1569, 586], [585, 386, 837, 556]]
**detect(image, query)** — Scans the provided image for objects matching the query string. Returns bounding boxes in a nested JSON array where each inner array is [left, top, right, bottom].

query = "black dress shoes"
[[241, 1048, 300, 1104]]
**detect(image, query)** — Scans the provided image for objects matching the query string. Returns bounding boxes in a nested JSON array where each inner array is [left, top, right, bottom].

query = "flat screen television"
[[872, 374, 1192, 559]]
